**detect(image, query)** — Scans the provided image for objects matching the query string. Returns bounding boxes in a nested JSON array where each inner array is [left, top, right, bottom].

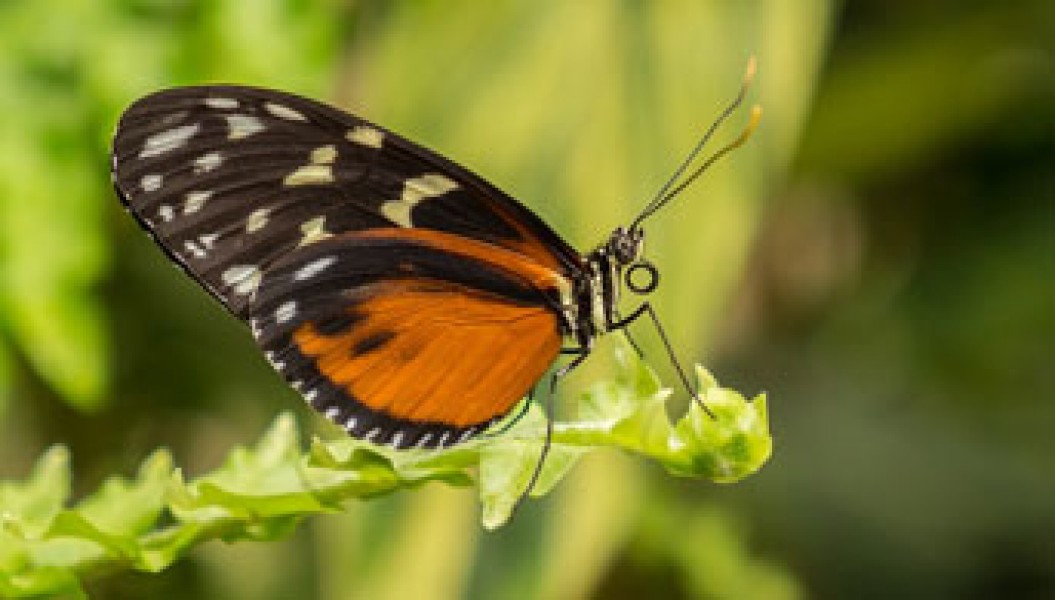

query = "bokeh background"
[[0, 1, 1051, 598]]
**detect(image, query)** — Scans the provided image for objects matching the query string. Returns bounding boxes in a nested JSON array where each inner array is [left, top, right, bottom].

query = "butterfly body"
[[111, 85, 647, 450]]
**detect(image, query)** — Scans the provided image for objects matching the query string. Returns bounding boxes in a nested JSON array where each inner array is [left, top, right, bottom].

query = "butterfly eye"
[[624, 261, 659, 295]]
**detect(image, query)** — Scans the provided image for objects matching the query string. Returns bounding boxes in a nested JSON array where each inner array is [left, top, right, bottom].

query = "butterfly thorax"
[[565, 227, 645, 346]]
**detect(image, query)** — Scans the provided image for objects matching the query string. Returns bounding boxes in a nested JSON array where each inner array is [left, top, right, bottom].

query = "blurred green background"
[[0, 0, 1051, 598]]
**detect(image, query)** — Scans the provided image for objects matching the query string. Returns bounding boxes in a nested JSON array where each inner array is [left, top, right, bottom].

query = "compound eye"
[[625, 261, 659, 294]]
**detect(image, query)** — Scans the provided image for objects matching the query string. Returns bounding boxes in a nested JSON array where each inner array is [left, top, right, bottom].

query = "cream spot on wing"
[[264, 102, 307, 121], [184, 240, 205, 259], [204, 97, 239, 109], [283, 164, 333, 186], [194, 152, 223, 174], [222, 264, 262, 296], [344, 416, 357, 430], [140, 124, 199, 157], [295, 255, 337, 280], [183, 191, 212, 214], [141, 174, 163, 192], [346, 125, 384, 148], [199, 233, 219, 249], [415, 433, 433, 449], [298, 216, 332, 246], [380, 173, 460, 227], [275, 300, 297, 323], [225, 113, 266, 139], [310, 144, 337, 164], [158, 205, 174, 222], [246, 208, 270, 233]]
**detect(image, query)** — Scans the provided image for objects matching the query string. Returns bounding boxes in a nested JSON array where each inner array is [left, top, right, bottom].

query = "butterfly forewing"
[[111, 85, 579, 448], [112, 85, 578, 316]]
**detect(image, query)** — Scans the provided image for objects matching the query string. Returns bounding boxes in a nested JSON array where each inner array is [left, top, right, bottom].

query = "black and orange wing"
[[250, 228, 566, 447], [110, 85, 579, 448]]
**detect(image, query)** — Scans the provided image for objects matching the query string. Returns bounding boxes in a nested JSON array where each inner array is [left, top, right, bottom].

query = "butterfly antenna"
[[630, 56, 762, 232]]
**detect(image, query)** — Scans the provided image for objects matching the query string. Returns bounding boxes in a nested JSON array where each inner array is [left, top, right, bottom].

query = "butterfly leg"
[[516, 348, 591, 508], [613, 309, 646, 359], [611, 303, 716, 419], [482, 385, 537, 438]]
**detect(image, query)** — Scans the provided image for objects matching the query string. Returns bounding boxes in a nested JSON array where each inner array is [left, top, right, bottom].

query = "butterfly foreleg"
[[613, 309, 646, 359], [610, 302, 716, 419], [514, 346, 591, 510]]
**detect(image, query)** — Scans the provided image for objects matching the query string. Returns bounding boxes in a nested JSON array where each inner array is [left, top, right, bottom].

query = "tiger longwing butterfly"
[[110, 60, 759, 462]]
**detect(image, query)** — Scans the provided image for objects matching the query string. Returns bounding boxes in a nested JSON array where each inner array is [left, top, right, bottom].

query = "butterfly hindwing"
[[249, 228, 565, 448], [111, 85, 578, 317]]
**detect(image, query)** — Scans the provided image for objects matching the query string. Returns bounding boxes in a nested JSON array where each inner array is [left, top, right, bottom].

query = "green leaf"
[[0, 447, 71, 539], [0, 341, 771, 595]]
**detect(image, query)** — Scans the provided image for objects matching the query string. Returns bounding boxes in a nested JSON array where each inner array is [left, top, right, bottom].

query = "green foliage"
[[0, 0, 343, 411], [0, 343, 770, 597]]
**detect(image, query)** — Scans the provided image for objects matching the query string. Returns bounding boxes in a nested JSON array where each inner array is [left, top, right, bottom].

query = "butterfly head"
[[608, 225, 644, 266], [604, 226, 658, 296]]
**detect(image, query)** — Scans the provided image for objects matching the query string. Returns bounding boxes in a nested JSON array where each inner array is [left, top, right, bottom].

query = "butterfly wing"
[[111, 85, 581, 317], [111, 85, 579, 448], [252, 228, 565, 448]]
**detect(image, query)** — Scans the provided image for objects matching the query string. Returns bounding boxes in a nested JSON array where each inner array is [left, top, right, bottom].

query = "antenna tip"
[[743, 55, 758, 86], [749, 103, 763, 124]]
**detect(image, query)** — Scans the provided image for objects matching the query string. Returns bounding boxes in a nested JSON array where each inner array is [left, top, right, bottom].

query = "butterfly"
[[110, 60, 759, 466]]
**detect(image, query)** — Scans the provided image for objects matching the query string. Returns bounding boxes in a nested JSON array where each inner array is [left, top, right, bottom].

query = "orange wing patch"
[[293, 281, 561, 429]]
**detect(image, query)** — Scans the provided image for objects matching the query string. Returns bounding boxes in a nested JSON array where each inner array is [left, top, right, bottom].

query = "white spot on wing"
[[222, 264, 262, 296], [194, 152, 223, 174], [183, 191, 212, 214], [380, 173, 459, 227], [275, 300, 297, 323], [364, 428, 381, 443], [141, 174, 163, 192], [437, 432, 451, 449], [225, 114, 266, 139], [415, 433, 433, 449], [264, 102, 307, 121], [295, 255, 337, 281], [184, 240, 205, 259], [298, 216, 331, 246], [346, 125, 384, 148], [246, 208, 270, 233], [283, 164, 333, 186], [457, 428, 475, 445], [265, 351, 285, 370], [204, 97, 239, 109], [391, 432, 405, 449], [199, 233, 219, 249], [140, 124, 200, 157], [344, 416, 357, 430], [304, 389, 317, 402], [324, 406, 340, 420], [158, 205, 174, 222]]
